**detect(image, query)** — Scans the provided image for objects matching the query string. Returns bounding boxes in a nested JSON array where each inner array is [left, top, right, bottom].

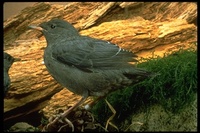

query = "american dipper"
[[4, 52, 20, 97], [29, 18, 155, 125]]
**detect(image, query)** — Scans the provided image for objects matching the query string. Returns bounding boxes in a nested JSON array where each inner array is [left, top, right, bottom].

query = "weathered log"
[[4, 2, 197, 47]]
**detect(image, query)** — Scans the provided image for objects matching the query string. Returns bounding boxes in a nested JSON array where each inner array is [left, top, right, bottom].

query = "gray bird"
[[29, 18, 155, 126], [4, 52, 20, 97]]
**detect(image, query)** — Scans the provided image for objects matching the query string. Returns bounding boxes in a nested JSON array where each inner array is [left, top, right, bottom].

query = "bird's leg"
[[105, 99, 119, 131], [84, 96, 105, 110], [61, 96, 87, 117], [45, 96, 87, 131]]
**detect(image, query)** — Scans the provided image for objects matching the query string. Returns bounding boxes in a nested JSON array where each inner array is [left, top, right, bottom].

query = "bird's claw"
[[43, 114, 74, 132]]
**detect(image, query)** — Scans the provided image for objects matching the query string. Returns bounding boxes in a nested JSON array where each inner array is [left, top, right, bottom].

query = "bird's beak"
[[14, 58, 21, 62], [28, 25, 43, 31]]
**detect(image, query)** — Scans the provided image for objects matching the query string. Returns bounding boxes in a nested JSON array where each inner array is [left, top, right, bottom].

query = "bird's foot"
[[42, 106, 106, 132], [42, 112, 74, 132], [42, 97, 88, 131]]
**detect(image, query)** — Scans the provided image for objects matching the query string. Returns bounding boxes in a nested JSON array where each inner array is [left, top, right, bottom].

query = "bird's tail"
[[123, 68, 159, 83]]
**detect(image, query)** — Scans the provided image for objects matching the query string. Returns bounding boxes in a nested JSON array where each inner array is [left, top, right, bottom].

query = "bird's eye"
[[51, 24, 56, 29]]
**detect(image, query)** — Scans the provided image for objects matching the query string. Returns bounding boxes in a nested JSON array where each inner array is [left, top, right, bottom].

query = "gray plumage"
[[4, 52, 15, 96], [30, 18, 154, 104]]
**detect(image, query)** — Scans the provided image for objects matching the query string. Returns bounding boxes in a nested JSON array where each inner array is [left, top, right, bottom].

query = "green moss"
[[92, 47, 197, 124]]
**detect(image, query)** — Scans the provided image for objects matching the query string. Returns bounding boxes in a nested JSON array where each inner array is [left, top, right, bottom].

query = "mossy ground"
[[91, 45, 197, 131]]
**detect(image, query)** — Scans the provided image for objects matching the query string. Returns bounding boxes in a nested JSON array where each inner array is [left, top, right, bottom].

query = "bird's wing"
[[52, 37, 138, 72]]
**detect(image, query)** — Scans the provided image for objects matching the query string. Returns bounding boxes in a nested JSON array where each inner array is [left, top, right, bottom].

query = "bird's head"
[[29, 18, 79, 43], [4, 52, 21, 71]]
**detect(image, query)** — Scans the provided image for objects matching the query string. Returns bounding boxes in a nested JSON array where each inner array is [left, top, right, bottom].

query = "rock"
[[8, 122, 36, 132]]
